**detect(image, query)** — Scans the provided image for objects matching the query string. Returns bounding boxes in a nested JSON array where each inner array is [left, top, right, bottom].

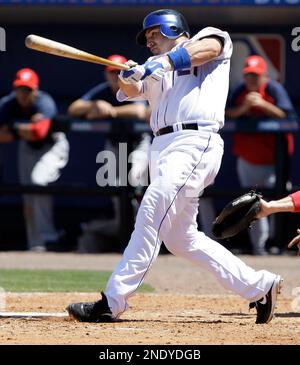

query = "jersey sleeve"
[[191, 27, 233, 61], [226, 82, 245, 108], [0, 98, 10, 125], [80, 82, 108, 101], [266, 80, 296, 118], [36, 93, 57, 119]]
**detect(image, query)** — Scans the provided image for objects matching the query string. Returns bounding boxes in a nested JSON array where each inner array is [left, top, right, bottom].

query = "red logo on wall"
[[230, 34, 285, 88]]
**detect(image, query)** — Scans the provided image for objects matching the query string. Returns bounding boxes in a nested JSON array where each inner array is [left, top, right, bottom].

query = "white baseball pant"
[[105, 130, 277, 318]]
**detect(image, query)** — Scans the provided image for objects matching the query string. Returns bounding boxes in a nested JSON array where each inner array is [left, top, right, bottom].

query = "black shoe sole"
[[265, 275, 283, 324]]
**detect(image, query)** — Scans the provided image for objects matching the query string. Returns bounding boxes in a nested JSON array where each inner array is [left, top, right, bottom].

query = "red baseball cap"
[[106, 54, 127, 72], [243, 55, 267, 75], [13, 68, 39, 90]]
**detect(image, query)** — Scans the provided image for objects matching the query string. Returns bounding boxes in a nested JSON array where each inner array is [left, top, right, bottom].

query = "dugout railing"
[[0, 117, 298, 251]]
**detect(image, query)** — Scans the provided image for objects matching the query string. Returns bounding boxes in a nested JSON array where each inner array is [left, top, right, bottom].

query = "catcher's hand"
[[212, 191, 262, 240]]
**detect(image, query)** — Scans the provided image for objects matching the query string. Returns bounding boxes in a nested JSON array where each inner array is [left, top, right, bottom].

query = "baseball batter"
[[67, 9, 282, 324]]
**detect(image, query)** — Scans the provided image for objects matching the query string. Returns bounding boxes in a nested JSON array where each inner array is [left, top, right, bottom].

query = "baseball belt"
[[155, 123, 199, 136]]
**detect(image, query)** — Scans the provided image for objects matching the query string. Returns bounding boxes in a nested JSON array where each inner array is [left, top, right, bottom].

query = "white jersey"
[[117, 27, 232, 134]]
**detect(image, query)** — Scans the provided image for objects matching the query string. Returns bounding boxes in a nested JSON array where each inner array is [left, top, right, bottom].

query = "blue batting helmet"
[[136, 9, 190, 46]]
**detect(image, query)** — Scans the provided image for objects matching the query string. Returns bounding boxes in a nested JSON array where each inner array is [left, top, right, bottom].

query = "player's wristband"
[[29, 118, 51, 141], [167, 48, 192, 71]]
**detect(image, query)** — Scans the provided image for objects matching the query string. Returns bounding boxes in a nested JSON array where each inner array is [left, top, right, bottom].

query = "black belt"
[[155, 123, 199, 136]]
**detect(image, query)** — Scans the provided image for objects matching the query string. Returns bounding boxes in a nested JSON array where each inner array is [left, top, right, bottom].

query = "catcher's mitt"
[[212, 191, 262, 240]]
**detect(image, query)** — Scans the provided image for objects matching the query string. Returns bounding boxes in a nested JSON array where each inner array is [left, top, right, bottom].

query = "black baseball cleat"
[[249, 275, 283, 324], [66, 292, 115, 323]]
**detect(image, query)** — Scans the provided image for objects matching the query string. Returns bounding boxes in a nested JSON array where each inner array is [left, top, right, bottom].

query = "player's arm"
[[256, 190, 300, 219], [82, 99, 147, 120], [112, 103, 147, 120], [0, 125, 15, 143], [69, 81, 114, 118], [255, 194, 300, 255], [69, 100, 114, 120], [68, 99, 95, 118], [150, 36, 222, 71], [118, 37, 222, 96], [255, 100, 286, 118], [118, 79, 143, 99], [14, 95, 56, 141], [16, 114, 51, 141], [246, 92, 287, 118], [288, 229, 300, 256], [182, 37, 223, 67], [69, 98, 145, 120], [256, 196, 296, 219], [253, 81, 293, 119], [69, 98, 117, 119], [0, 103, 15, 142], [226, 94, 286, 119]]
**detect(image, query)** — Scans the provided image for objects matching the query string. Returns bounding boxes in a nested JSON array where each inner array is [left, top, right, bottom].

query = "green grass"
[[0, 269, 154, 293]]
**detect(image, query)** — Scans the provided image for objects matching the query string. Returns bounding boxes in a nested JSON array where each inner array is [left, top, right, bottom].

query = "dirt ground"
[[0, 252, 300, 345]]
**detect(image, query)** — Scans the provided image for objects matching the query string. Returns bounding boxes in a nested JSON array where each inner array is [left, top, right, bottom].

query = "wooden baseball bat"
[[25, 34, 130, 70]]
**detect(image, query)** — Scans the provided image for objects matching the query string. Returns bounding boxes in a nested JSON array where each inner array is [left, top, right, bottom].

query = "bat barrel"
[[25, 34, 130, 70]]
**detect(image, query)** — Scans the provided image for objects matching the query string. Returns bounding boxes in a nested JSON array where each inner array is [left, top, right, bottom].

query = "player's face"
[[105, 70, 120, 94], [244, 73, 265, 92], [15, 86, 37, 108], [145, 27, 175, 55]]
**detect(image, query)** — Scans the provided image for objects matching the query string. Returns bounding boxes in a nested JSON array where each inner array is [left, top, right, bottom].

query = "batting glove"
[[140, 57, 172, 82], [119, 59, 144, 84], [125, 60, 138, 68]]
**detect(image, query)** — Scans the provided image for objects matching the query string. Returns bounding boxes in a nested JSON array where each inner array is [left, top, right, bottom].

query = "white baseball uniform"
[[105, 27, 277, 318]]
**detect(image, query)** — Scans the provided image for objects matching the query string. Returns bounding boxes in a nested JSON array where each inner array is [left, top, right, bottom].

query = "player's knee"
[[163, 240, 184, 257], [163, 230, 202, 255]]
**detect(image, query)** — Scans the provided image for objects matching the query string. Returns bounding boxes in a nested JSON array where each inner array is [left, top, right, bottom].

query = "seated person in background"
[[226, 55, 296, 255], [68, 55, 147, 122], [0, 68, 69, 252], [68, 54, 151, 252]]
